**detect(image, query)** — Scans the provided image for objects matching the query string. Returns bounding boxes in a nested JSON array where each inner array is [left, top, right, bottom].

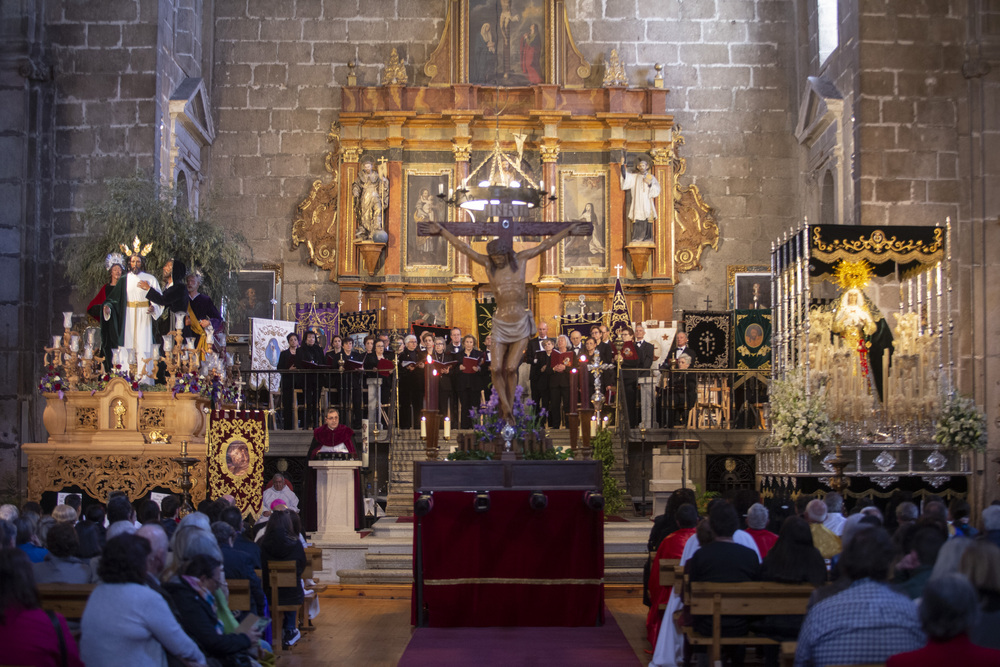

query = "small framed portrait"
[[230, 266, 282, 342], [727, 265, 768, 310], [406, 298, 448, 328], [734, 273, 771, 310]]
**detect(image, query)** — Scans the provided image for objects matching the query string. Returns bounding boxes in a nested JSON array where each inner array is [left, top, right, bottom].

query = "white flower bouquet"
[[769, 370, 835, 455], [934, 395, 987, 451]]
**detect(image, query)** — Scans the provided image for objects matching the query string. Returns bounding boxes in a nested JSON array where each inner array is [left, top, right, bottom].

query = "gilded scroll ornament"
[[671, 128, 719, 273], [811, 226, 944, 266], [139, 407, 166, 431], [603, 49, 628, 87], [383, 48, 408, 86], [75, 407, 97, 430], [27, 453, 206, 504], [293, 176, 340, 277]]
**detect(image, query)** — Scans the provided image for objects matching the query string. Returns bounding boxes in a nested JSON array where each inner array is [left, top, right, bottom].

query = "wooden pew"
[[37, 583, 95, 622], [680, 580, 816, 665], [227, 578, 251, 613], [656, 560, 682, 611]]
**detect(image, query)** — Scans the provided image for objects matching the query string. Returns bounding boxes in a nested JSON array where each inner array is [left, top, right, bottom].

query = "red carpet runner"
[[398, 608, 640, 666]]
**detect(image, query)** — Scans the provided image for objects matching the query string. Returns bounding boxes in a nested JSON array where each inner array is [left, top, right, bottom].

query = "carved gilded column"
[[538, 141, 561, 284], [451, 135, 474, 284], [649, 144, 673, 280], [339, 142, 362, 278]]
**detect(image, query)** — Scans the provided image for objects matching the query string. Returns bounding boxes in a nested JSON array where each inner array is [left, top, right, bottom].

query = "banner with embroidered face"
[[734, 309, 772, 370], [250, 318, 296, 392], [206, 409, 270, 519]]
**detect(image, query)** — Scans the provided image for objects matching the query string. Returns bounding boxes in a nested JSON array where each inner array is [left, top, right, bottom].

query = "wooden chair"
[[656, 560, 683, 610], [679, 580, 816, 666], [298, 546, 325, 633], [265, 560, 301, 653], [37, 583, 94, 622], [227, 578, 251, 613]]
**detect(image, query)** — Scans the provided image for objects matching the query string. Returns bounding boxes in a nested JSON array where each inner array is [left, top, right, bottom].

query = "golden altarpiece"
[[293, 0, 718, 333]]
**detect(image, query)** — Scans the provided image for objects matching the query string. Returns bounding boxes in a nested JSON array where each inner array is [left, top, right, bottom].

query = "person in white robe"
[[258, 474, 299, 522], [123, 252, 163, 383]]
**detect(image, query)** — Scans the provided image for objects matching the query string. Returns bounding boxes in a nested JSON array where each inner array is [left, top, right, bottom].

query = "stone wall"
[[208, 0, 802, 313]]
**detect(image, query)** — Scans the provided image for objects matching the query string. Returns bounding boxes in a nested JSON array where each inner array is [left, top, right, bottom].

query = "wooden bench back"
[[658, 559, 682, 589], [687, 581, 815, 616], [37, 583, 95, 621], [303, 546, 322, 580], [227, 578, 251, 612]]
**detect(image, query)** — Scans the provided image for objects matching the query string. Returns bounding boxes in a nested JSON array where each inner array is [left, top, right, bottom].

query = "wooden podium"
[[308, 460, 362, 543]]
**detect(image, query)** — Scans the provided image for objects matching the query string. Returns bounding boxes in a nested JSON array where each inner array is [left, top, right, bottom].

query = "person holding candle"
[[86, 252, 128, 372]]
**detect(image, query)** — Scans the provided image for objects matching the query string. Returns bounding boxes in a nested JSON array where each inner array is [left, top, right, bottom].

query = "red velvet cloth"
[[646, 526, 696, 646], [411, 490, 604, 627]]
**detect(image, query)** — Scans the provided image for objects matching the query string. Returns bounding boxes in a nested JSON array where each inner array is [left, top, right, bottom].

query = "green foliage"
[[694, 484, 719, 516], [522, 446, 571, 461], [591, 429, 626, 516], [446, 449, 493, 461], [65, 176, 248, 314]]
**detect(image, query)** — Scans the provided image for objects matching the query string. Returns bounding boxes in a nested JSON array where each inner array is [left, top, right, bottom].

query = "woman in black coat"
[[456, 335, 485, 429], [258, 511, 306, 648], [396, 334, 426, 430]]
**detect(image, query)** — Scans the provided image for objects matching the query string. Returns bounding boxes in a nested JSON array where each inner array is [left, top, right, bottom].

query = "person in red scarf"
[[307, 408, 362, 531], [646, 503, 699, 647]]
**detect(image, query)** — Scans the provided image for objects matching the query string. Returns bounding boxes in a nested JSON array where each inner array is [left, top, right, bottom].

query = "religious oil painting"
[[558, 171, 608, 273], [225, 439, 250, 477], [403, 168, 453, 274], [469, 0, 545, 86], [230, 267, 282, 341], [735, 273, 772, 310], [562, 297, 606, 317], [726, 265, 768, 310], [407, 299, 449, 328]]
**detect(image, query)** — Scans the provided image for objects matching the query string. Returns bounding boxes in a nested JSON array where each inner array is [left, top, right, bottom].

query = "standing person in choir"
[[324, 335, 344, 408], [619, 156, 660, 244], [526, 321, 550, 403], [581, 336, 599, 402], [662, 331, 692, 369], [448, 328, 463, 356], [569, 329, 584, 356], [432, 336, 457, 421], [548, 334, 574, 428], [457, 335, 484, 429], [397, 335, 425, 430], [298, 329, 325, 429], [363, 339, 394, 425], [87, 252, 127, 373], [342, 337, 365, 429], [122, 241, 163, 383], [277, 332, 304, 430], [536, 338, 554, 417], [622, 325, 654, 428]]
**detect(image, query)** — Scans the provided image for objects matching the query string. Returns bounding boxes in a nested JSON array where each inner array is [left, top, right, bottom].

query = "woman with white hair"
[[745, 503, 779, 558], [397, 333, 426, 430]]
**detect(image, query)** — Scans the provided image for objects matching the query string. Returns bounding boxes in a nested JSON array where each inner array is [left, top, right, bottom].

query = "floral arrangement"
[[469, 386, 547, 445], [38, 367, 66, 399], [110, 364, 143, 394], [202, 376, 244, 406], [934, 395, 987, 451], [172, 372, 202, 397], [769, 370, 835, 455]]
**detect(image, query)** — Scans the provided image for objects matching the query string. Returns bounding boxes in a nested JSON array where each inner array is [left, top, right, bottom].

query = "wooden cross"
[[614, 264, 624, 279], [703, 295, 713, 309], [417, 209, 592, 247]]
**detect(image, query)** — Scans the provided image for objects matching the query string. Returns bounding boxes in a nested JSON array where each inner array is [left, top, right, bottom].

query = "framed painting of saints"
[[229, 266, 282, 342], [403, 168, 453, 275], [469, 0, 545, 86], [558, 171, 608, 274]]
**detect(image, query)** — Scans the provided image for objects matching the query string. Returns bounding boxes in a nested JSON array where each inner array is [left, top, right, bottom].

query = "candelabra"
[[171, 440, 199, 516]]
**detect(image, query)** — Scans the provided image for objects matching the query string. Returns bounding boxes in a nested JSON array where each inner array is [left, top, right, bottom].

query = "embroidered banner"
[[250, 317, 296, 392], [558, 312, 605, 339], [608, 278, 631, 340], [476, 298, 496, 345], [295, 301, 340, 353], [682, 310, 731, 369], [734, 309, 772, 371], [206, 409, 270, 519], [340, 309, 378, 342]]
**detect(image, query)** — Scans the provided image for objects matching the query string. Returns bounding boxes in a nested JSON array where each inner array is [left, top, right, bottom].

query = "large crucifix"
[[418, 210, 592, 424]]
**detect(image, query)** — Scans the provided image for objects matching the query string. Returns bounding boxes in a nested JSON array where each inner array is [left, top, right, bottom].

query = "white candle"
[[420, 416, 427, 438], [590, 416, 597, 437], [186, 337, 196, 350], [152, 345, 161, 360], [443, 417, 451, 439], [62, 311, 74, 329], [83, 346, 93, 360], [438, 183, 444, 195]]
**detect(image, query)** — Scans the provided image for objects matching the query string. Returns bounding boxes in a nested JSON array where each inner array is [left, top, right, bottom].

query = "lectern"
[[308, 460, 363, 543]]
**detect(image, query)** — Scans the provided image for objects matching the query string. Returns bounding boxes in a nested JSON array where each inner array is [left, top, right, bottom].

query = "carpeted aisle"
[[398, 608, 641, 666]]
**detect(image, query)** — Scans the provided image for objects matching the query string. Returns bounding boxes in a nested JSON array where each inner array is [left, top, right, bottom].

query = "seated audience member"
[[75, 504, 106, 557], [679, 498, 762, 563], [981, 505, 1000, 550], [259, 511, 306, 648], [80, 534, 206, 667], [21, 501, 43, 516], [958, 540, 1000, 650], [137, 498, 161, 525], [32, 521, 92, 584], [950, 498, 979, 538], [134, 523, 174, 601], [164, 554, 261, 665], [51, 503, 78, 524], [646, 503, 699, 646], [196, 498, 224, 524], [0, 519, 15, 549], [822, 492, 846, 536], [895, 523, 948, 600], [0, 503, 17, 522], [804, 498, 841, 560], [794, 527, 924, 667], [929, 535, 974, 581], [178, 511, 212, 533], [685, 502, 761, 666], [644, 488, 697, 605], [220, 505, 261, 569], [886, 573, 1000, 666], [745, 503, 779, 558], [163, 523, 223, 582], [159, 494, 181, 539], [64, 493, 82, 520], [893, 501, 919, 551], [756, 516, 827, 667], [211, 520, 266, 617], [15, 515, 48, 564], [105, 494, 135, 526], [0, 548, 85, 667]]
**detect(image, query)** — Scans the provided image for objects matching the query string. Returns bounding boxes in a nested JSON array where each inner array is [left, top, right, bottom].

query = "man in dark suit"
[[525, 320, 550, 403], [621, 325, 654, 428], [661, 330, 692, 369], [448, 328, 463, 356]]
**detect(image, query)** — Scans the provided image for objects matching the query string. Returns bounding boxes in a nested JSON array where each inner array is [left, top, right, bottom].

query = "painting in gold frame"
[[558, 170, 608, 274], [403, 166, 454, 275]]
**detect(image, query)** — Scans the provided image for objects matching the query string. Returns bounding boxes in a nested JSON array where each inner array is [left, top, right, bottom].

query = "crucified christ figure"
[[418, 219, 589, 424]]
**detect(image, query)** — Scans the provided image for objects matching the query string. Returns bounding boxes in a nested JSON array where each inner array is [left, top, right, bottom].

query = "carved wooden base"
[[356, 241, 386, 277], [625, 244, 654, 277]]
